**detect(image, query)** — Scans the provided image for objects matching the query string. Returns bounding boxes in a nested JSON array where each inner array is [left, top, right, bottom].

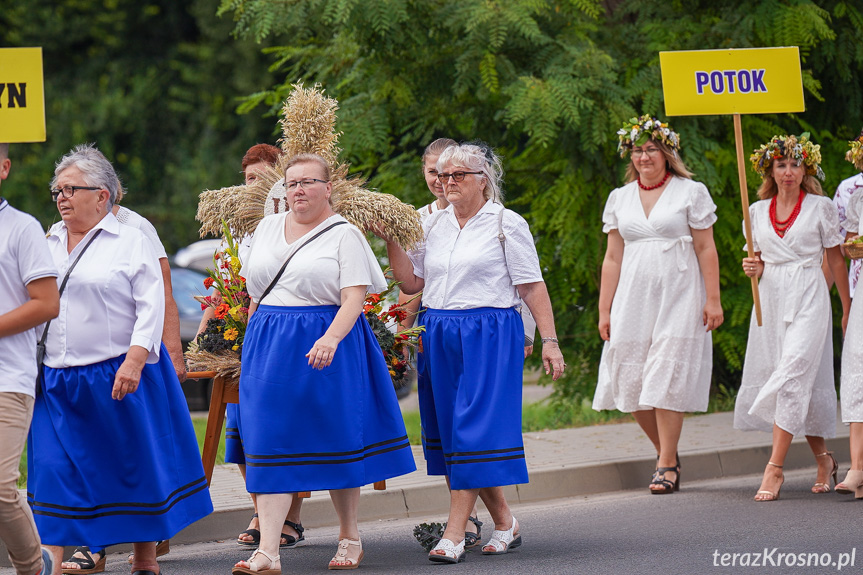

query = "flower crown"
[[847, 133, 863, 172], [616, 115, 681, 158], [750, 132, 825, 181]]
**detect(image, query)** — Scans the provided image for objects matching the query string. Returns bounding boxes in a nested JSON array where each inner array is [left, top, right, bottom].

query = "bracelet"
[[541, 337, 559, 344]]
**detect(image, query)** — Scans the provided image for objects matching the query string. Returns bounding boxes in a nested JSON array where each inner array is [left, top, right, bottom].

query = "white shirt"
[[834, 173, 863, 297], [44, 213, 165, 367], [417, 200, 444, 223], [409, 199, 543, 310], [0, 200, 59, 396], [243, 213, 387, 306], [48, 205, 168, 260]]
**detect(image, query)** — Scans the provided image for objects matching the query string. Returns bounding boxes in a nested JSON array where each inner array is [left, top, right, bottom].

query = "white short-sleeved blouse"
[[242, 213, 387, 306]]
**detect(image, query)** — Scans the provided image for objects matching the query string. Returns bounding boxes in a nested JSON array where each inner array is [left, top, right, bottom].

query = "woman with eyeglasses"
[[593, 115, 723, 494], [30, 144, 213, 575], [378, 142, 564, 564], [231, 153, 415, 574]]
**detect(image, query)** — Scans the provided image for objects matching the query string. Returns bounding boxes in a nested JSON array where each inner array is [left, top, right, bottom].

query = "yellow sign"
[[659, 47, 804, 116], [0, 48, 46, 142]]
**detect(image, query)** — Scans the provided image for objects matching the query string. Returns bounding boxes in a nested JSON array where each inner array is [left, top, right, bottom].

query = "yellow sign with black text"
[[0, 48, 46, 142], [659, 47, 804, 116]]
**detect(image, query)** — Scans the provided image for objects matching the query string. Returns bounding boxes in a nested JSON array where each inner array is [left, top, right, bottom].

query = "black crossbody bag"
[[258, 221, 347, 303], [35, 229, 103, 387]]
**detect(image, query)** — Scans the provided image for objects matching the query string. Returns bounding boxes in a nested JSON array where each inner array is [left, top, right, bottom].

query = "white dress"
[[734, 194, 842, 436], [840, 191, 863, 422], [593, 177, 716, 413]]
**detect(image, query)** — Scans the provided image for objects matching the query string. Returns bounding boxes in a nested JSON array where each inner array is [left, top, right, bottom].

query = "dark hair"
[[242, 144, 281, 173]]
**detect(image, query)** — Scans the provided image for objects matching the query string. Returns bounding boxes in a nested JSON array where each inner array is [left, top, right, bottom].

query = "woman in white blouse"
[[594, 116, 723, 495], [30, 144, 213, 574], [232, 153, 415, 574], [380, 143, 564, 564]]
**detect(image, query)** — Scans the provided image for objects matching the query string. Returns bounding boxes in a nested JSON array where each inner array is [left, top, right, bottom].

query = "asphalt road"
[[11, 469, 863, 575]]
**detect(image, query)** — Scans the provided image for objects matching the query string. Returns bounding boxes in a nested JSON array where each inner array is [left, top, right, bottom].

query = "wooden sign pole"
[[733, 113, 763, 326]]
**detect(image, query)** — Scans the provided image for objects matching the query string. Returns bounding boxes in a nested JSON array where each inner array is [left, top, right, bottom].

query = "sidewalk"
[[171, 398, 851, 547], [2, 396, 850, 565]]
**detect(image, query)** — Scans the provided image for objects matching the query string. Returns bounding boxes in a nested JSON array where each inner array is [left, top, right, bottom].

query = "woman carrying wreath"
[[593, 115, 723, 494], [378, 142, 565, 564], [231, 153, 415, 574], [735, 133, 850, 502]]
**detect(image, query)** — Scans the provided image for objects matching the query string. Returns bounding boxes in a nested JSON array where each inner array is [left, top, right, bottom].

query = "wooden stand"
[[188, 371, 386, 493]]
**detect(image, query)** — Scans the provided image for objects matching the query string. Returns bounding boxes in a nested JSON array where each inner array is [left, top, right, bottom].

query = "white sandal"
[[481, 516, 522, 555], [328, 538, 363, 570], [428, 538, 465, 564], [232, 548, 281, 575]]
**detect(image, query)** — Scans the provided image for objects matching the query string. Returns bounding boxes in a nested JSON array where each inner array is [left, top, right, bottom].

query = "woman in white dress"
[[737, 133, 850, 501], [835, 131, 863, 497], [594, 115, 723, 494]]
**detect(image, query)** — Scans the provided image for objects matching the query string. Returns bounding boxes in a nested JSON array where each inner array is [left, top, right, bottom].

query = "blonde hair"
[[624, 138, 693, 183], [757, 172, 823, 200], [283, 153, 331, 181], [422, 138, 457, 168]]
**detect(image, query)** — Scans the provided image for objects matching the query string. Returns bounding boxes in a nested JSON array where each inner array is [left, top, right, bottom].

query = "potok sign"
[[659, 47, 804, 116], [0, 48, 46, 143]]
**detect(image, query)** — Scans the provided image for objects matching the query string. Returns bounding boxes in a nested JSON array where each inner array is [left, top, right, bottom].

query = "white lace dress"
[[840, 191, 863, 422], [734, 194, 841, 436], [593, 177, 716, 413]]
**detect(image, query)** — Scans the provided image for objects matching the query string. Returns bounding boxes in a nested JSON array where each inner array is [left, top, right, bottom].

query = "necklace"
[[769, 190, 805, 237], [637, 171, 671, 190]]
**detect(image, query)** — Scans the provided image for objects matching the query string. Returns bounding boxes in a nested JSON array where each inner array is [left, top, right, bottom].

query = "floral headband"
[[616, 115, 681, 158], [750, 133, 825, 181], [847, 132, 863, 172]]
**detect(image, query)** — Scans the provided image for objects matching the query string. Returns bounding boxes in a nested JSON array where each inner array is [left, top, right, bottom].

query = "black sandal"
[[237, 512, 260, 547], [61, 547, 106, 574], [280, 519, 306, 548], [464, 515, 483, 548], [650, 466, 680, 494]]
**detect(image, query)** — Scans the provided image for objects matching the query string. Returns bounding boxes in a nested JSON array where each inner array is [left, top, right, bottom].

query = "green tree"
[[1, 0, 278, 251], [217, 0, 863, 403]]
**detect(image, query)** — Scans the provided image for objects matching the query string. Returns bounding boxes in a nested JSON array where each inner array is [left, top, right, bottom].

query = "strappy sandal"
[[812, 451, 838, 494], [328, 538, 363, 570], [128, 540, 170, 564], [428, 538, 465, 564], [650, 466, 679, 494], [481, 516, 522, 555], [61, 547, 106, 574], [464, 516, 483, 548], [232, 548, 281, 575], [280, 520, 306, 548], [238, 513, 261, 547], [754, 461, 783, 502]]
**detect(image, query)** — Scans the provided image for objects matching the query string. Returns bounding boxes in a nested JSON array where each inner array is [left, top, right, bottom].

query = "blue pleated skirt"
[[239, 305, 416, 493], [225, 404, 244, 464], [422, 307, 528, 490], [27, 346, 213, 548], [417, 345, 446, 476]]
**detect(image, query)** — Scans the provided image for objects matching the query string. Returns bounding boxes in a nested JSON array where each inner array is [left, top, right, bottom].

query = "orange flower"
[[214, 303, 230, 319], [203, 277, 214, 289]]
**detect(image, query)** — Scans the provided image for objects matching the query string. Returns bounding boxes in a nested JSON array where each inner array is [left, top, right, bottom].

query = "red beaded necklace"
[[637, 171, 671, 190], [769, 190, 805, 238]]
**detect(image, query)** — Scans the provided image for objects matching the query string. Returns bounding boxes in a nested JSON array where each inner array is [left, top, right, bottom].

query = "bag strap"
[[497, 208, 506, 255], [37, 228, 104, 349], [259, 220, 347, 304]]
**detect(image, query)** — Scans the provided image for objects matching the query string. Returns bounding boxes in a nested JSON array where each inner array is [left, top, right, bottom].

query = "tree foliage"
[[218, 0, 863, 398], [0, 0, 278, 251]]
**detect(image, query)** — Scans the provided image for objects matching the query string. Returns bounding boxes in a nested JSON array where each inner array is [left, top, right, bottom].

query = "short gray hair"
[[0, 143, 8, 161], [436, 142, 504, 203], [50, 144, 120, 206]]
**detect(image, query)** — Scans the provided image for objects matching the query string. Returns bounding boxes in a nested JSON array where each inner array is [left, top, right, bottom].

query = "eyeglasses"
[[50, 185, 101, 202], [631, 147, 662, 158], [284, 178, 328, 191], [436, 171, 483, 183]]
